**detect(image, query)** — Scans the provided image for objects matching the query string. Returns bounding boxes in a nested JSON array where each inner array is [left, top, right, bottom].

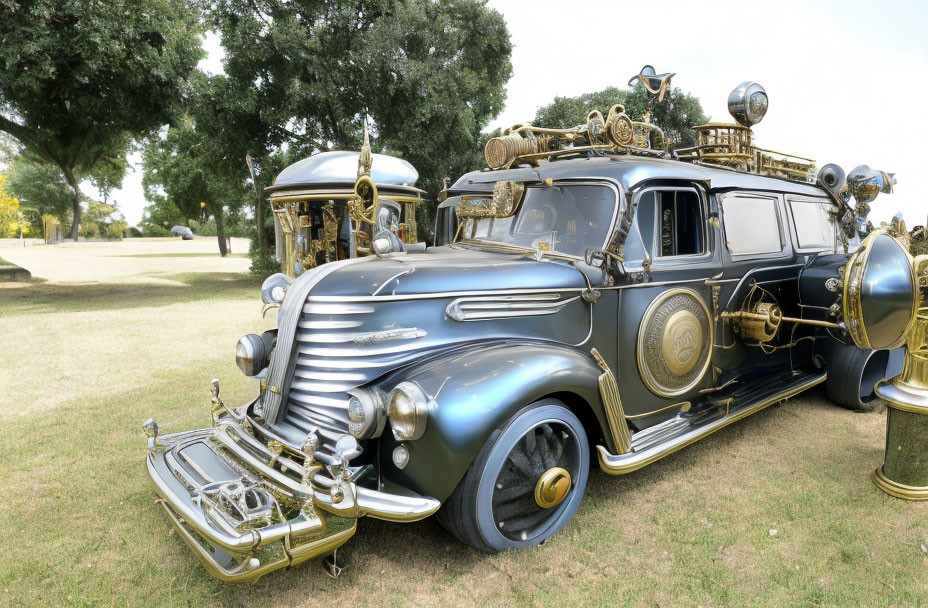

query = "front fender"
[[377, 341, 607, 502]]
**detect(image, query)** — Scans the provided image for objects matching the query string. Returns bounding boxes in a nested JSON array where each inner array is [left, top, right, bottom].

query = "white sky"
[[104, 1, 927, 227]]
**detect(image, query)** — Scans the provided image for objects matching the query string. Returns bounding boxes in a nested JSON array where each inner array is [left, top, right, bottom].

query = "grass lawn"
[[1, 240, 927, 607]]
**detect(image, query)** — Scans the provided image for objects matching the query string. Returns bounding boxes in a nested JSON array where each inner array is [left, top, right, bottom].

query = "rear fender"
[[376, 342, 607, 502]]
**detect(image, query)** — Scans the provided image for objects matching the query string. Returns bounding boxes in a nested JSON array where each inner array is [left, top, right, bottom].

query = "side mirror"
[[584, 248, 625, 276]]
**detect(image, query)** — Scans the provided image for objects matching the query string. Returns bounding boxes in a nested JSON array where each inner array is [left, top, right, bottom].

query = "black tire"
[[825, 343, 891, 412], [437, 399, 590, 553]]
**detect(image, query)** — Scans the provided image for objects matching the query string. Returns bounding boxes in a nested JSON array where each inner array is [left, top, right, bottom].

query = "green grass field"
[[1, 241, 927, 607]]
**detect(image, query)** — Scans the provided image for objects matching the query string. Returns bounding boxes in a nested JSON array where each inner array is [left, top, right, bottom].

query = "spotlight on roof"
[[728, 81, 768, 127]]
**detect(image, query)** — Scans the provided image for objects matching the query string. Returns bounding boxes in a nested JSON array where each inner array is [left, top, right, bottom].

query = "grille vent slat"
[[276, 300, 428, 451]]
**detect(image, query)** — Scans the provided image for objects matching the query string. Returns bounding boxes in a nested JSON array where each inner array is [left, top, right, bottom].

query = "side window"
[[635, 189, 706, 259], [720, 193, 783, 255], [789, 197, 836, 250]]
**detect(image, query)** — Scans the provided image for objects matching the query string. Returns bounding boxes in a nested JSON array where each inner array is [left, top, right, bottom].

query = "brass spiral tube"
[[484, 133, 542, 170]]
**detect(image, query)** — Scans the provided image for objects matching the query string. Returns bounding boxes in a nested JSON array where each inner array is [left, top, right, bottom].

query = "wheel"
[[825, 343, 891, 412], [438, 399, 590, 553]]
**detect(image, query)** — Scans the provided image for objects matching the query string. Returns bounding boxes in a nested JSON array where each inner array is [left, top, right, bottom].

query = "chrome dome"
[[272, 151, 418, 189]]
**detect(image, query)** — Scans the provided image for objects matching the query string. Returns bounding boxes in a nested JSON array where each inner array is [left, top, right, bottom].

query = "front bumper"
[[145, 415, 440, 583]]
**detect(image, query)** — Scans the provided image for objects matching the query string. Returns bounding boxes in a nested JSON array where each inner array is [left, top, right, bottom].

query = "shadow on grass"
[[0, 271, 262, 317]]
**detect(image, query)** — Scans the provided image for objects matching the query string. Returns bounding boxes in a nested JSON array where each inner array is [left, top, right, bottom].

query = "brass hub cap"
[[534, 466, 572, 509]]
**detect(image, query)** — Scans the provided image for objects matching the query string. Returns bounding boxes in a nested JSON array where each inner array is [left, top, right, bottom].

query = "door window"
[[635, 189, 706, 259]]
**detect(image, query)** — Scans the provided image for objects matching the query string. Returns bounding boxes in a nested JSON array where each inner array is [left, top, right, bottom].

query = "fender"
[[376, 341, 609, 502]]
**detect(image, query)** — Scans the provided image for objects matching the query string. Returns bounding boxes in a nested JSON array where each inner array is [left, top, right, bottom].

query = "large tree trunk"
[[63, 167, 82, 240], [215, 208, 227, 257]]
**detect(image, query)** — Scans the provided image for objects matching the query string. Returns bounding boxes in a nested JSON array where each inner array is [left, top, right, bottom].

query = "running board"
[[597, 370, 826, 475]]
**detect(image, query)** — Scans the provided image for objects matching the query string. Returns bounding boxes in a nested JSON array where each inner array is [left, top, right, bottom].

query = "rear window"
[[790, 198, 836, 250]]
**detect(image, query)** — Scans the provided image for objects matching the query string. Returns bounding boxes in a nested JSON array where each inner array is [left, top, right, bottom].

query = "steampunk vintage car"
[[144, 70, 926, 582]]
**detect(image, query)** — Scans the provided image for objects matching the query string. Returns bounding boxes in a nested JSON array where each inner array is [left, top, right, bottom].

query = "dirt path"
[[0, 237, 251, 284]]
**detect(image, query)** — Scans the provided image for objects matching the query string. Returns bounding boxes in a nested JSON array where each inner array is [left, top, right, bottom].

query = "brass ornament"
[[482, 68, 670, 171], [534, 466, 572, 509], [637, 289, 713, 398], [660, 309, 704, 376], [457, 180, 525, 219], [591, 348, 632, 454]]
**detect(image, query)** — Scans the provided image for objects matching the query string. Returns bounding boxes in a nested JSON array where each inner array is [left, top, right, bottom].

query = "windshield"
[[458, 184, 617, 258]]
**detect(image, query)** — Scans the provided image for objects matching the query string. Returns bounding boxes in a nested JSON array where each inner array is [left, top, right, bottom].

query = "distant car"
[[170, 226, 194, 240]]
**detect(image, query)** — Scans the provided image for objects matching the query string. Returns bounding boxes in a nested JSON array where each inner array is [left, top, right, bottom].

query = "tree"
[[5, 155, 75, 231], [0, 0, 204, 239], [198, 0, 511, 254], [534, 84, 709, 150], [142, 116, 247, 255], [0, 175, 30, 238]]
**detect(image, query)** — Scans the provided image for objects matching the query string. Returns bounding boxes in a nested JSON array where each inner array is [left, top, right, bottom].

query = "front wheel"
[[438, 400, 590, 553]]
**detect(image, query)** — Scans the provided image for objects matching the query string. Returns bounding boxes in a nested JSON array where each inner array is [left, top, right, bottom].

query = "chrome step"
[[597, 370, 826, 475]]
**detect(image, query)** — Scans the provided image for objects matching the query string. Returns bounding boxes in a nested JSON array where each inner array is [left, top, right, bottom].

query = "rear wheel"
[[438, 400, 589, 552], [825, 343, 891, 412]]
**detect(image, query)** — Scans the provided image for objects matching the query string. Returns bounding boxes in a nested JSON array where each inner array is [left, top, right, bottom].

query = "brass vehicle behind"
[[267, 132, 426, 277]]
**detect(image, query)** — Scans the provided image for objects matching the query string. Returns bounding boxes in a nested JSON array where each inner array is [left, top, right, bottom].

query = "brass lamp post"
[[872, 255, 928, 499]]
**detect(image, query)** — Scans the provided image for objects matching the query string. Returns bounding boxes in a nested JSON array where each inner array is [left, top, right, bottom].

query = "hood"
[[308, 246, 587, 297]]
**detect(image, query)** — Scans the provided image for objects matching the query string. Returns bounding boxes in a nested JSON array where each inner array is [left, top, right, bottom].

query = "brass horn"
[[816, 163, 846, 196]]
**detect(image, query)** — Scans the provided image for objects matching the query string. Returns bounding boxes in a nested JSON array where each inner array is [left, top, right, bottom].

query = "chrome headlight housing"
[[346, 388, 387, 439], [261, 273, 292, 306], [387, 381, 430, 441], [236, 330, 276, 377]]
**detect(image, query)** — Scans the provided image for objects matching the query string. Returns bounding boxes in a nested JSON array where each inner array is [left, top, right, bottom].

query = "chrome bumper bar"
[[145, 417, 440, 583]]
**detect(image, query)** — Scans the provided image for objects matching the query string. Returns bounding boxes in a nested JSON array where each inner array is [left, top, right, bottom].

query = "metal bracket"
[[323, 549, 344, 578]]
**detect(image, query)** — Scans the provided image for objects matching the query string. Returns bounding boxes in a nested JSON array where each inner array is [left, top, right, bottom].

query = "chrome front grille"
[[274, 300, 430, 449]]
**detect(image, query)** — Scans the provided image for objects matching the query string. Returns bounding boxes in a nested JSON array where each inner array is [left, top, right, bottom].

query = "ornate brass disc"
[[660, 309, 703, 375], [637, 288, 713, 398], [534, 466, 571, 509]]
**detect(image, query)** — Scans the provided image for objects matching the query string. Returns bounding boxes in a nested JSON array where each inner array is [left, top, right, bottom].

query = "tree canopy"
[[192, 0, 512, 247], [0, 0, 203, 238], [534, 84, 709, 150]]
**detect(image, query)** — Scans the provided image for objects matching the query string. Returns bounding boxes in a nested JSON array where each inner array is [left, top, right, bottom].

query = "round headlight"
[[387, 381, 429, 441], [261, 273, 292, 305], [843, 232, 917, 350], [346, 388, 387, 439], [236, 334, 268, 377]]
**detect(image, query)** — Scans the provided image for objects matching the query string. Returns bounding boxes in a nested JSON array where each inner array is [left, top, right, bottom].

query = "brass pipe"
[[779, 316, 841, 329], [721, 310, 840, 330]]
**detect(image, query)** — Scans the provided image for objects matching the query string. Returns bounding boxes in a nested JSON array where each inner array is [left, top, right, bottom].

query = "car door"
[[614, 183, 724, 427]]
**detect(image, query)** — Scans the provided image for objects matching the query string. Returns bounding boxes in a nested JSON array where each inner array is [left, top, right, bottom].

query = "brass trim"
[[591, 348, 632, 454], [534, 467, 571, 509], [875, 378, 928, 414], [636, 288, 714, 398], [872, 466, 928, 501], [624, 401, 691, 421]]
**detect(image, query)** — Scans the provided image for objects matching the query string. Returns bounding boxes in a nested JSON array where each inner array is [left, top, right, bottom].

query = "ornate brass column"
[[873, 256, 928, 499]]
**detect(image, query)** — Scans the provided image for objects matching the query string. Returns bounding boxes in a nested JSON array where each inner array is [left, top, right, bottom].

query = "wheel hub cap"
[[534, 466, 571, 509]]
